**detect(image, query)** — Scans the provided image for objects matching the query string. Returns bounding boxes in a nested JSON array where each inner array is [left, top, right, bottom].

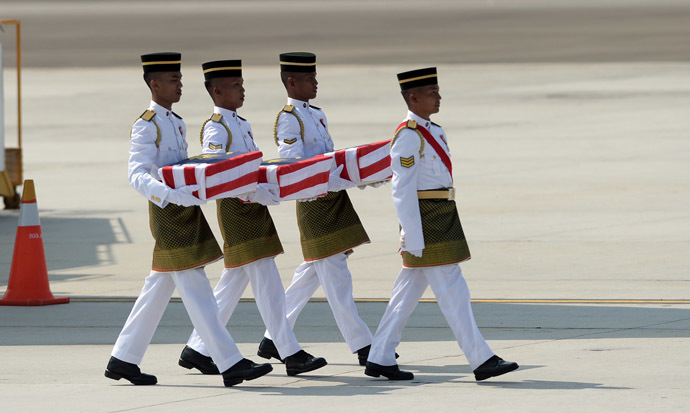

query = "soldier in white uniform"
[[258, 52, 375, 366], [105, 53, 272, 387], [365, 67, 519, 381], [178, 60, 327, 377]]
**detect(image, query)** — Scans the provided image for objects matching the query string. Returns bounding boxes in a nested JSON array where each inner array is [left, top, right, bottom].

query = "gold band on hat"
[[142, 60, 182, 66], [203, 66, 242, 74], [399, 73, 437, 84], [279, 61, 316, 66]]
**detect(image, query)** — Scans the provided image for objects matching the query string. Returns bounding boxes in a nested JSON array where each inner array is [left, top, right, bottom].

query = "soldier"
[[257, 52, 375, 366], [178, 59, 327, 377], [105, 52, 272, 387], [365, 67, 519, 381]]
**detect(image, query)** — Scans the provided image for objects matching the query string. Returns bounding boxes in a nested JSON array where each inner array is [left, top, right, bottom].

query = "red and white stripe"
[[357, 139, 392, 182], [259, 154, 333, 201], [159, 151, 263, 200], [328, 139, 392, 184]]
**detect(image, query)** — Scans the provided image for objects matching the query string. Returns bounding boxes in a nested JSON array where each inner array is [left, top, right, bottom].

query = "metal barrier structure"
[[0, 18, 22, 209]]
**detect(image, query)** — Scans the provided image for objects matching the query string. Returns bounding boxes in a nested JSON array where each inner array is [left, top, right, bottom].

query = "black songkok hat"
[[140, 52, 181, 73], [202, 60, 242, 80], [397, 67, 438, 91], [279, 52, 316, 73]]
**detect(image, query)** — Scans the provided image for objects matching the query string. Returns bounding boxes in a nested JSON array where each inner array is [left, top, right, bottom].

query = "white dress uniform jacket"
[[276, 98, 334, 158], [201, 106, 259, 154], [391, 110, 453, 253], [128, 101, 188, 207]]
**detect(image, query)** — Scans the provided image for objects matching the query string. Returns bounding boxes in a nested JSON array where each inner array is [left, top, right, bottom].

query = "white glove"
[[165, 185, 203, 207], [327, 165, 357, 192], [247, 183, 280, 206], [357, 180, 388, 190], [407, 249, 423, 258]]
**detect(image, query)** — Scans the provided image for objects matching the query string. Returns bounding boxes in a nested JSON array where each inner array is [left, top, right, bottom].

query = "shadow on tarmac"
[[0, 213, 127, 282]]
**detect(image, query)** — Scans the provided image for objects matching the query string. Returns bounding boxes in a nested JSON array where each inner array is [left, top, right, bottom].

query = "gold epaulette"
[[135, 110, 161, 148], [391, 119, 424, 157], [200, 113, 232, 153], [140, 110, 156, 121], [273, 105, 304, 146]]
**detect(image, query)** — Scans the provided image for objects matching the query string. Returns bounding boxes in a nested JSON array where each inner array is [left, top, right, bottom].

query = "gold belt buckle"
[[448, 188, 455, 200]]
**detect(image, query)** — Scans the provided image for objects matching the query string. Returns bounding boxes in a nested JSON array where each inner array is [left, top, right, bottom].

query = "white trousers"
[[187, 257, 302, 359], [264, 252, 373, 353], [368, 264, 494, 370], [111, 268, 243, 372]]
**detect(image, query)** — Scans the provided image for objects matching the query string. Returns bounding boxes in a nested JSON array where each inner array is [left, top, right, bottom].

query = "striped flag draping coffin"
[[158, 151, 263, 200], [259, 155, 334, 201], [327, 140, 392, 184]]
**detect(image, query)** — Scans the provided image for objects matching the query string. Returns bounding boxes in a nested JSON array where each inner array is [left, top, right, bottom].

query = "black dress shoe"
[[257, 338, 284, 363], [356, 345, 398, 367], [364, 362, 413, 380], [284, 350, 328, 376], [222, 358, 273, 387], [178, 346, 220, 375], [104, 356, 157, 385], [473, 355, 519, 381]]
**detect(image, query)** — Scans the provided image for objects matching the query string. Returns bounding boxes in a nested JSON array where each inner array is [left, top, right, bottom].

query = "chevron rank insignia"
[[400, 156, 415, 168], [284, 138, 298, 145], [209, 143, 222, 150]]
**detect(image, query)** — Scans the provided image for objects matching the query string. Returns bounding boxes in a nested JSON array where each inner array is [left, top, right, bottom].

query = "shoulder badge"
[[391, 119, 424, 158], [171, 111, 183, 119], [284, 138, 298, 145], [309, 104, 321, 110], [200, 114, 232, 153], [237, 115, 247, 121], [140, 110, 155, 122], [274, 105, 304, 146], [431, 121, 441, 128], [135, 110, 161, 148]]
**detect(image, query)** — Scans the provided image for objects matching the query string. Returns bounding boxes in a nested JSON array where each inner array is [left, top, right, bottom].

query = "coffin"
[[158, 151, 262, 200]]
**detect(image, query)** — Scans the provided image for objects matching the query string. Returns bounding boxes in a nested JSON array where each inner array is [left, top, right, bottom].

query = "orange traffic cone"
[[0, 180, 70, 306]]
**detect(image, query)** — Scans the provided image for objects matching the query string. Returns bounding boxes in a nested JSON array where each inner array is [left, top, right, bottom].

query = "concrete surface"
[[1, 301, 690, 412], [1, 0, 689, 411]]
